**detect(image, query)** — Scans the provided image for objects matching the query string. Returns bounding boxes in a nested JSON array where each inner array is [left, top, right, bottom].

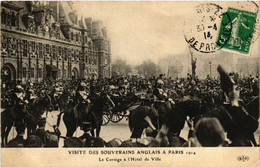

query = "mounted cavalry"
[[128, 70, 259, 147], [56, 81, 115, 138], [1, 84, 53, 146]]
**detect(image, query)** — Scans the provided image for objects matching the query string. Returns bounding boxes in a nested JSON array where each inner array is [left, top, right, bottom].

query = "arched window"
[[58, 69, 61, 78], [1, 9, 6, 24], [11, 12, 15, 26], [31, 68, 35, 78], [38, 68, 43, 78], [76, 33, 78, 42], [64, 69, 67, 78], [71, 32, 74, 41], [22, 67, 27, 78]]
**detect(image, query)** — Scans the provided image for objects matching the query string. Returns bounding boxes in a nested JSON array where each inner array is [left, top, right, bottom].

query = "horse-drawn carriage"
[[102, 92, 146, 124]]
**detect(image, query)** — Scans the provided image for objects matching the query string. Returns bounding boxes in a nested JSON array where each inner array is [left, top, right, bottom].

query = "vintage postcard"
[[1, 1, 259, 167]]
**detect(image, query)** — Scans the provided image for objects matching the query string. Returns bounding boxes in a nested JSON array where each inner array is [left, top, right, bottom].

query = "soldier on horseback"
[[11, 84, 28, 140], [52, 83, 63, 109], [25, 82, 36, 104], [153, 80, 167, 101], [75, 81, 97, 129], [76, 81, 90, 104]]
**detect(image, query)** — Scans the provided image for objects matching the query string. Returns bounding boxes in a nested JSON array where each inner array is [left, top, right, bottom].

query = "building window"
[[23, 40, 28, 57], [58, 69, 61, 78], [52, 46, 56, 60], [1, 9, 6, 24], [38, 68, 42, 78], [76, 33, 78, 42], [31, 41, 36, 52], [94, 58, 96, 65], [22, 67, 27, 78], [64, 48, 68, 61], [64, 70, 66, 78], [46, 44, 50, 54], [11, 12, 15, 26], [31, 68, 34, 78], [39, 43, 43, 59], [58, 47, 62, 59], [71, 32, 74, 41]]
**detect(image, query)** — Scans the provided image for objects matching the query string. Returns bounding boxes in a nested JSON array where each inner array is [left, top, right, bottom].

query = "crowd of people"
[[1, 70, 259, 147]]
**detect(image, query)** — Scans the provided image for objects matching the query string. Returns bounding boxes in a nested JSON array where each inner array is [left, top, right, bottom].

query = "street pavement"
[[45, 111, 191, 147], [2, 109, 260, 147]]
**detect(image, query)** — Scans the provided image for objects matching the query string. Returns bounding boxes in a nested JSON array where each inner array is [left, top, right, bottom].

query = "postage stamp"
[[183, 3, 232, 53], [216, 8, 258, 54]]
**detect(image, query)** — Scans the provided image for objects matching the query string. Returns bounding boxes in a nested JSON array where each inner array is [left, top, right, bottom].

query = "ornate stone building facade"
[[1, 1, 111, 84]]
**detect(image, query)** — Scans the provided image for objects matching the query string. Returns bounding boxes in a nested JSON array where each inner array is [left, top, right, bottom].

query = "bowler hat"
[[38, 117, 46, 127]]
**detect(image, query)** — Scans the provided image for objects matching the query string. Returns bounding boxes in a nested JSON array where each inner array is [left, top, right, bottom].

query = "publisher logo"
[[237, 155, 249, 162]]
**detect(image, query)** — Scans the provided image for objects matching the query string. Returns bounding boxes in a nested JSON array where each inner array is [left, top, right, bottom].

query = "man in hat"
[[74, 81, 92, 127], [30, 117, 47, 142], [30, 117, 59, 147], [118, 85, 127, 97], [90, 80, 98, 96], [79, 121, 94, 146], [153, 79, 168, 101], [252, 76, 259, 96], [153, 79, 175, 110]]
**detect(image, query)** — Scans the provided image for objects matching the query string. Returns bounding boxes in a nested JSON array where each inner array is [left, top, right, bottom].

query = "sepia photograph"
[[1, 1, 260, 166]]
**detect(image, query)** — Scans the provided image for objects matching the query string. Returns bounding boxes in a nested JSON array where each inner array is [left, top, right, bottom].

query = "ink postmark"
[[184, 3, 232, 53], [216, 8, 258, 54]]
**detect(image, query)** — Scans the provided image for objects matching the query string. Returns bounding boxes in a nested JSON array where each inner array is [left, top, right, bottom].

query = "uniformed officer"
[[75, 81, 92, 127], [25, 82, 36, 103], [153, 80, 168, 101], [76, 81, 90, 104], [12, 84, 28, 139]]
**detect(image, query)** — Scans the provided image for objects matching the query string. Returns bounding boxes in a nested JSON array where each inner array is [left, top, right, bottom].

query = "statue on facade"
[[192, 58, 197, 77]]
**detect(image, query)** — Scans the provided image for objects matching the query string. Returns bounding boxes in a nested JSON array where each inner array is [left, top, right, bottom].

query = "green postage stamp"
[[216, 8, 258, 54]]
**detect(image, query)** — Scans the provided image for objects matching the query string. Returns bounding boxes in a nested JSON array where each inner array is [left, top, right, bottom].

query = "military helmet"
[[15, 85, 24, 92], [38, 117, 46, 127], [157, 79, 164, 85], [80, 82, 87, 87]]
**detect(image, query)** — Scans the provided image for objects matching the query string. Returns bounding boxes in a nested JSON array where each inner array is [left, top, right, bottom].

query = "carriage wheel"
[[102, 113, 110, 126], [110, 112, 124, 123]]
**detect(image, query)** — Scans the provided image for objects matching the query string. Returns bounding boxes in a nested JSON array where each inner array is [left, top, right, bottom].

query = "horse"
[[56, 89, 71, 113], [1, 109, 14, 146], [58, 92, 115, 137], [1, 99, 30, 147], [128, 105, 159, 139], [128, 98, 203, 139], [90, 92, 115, 137], [1, 94, 52, 147], [25, 93, 53, 137], [245, 96, 259, 120]]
